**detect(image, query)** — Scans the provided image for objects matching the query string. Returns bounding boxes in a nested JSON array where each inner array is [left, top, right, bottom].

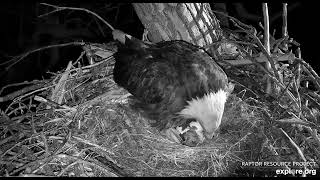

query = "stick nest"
[[0, 38, 319, 177]]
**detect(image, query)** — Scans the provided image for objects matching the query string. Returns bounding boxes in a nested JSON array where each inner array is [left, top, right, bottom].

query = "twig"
[[297, 58, 320, 88], [50, 61, 73, 104], [72, 51, 86, 66], [295, 48, 302, 91], [272, 36, 288, 53], [20, 174, 54, 177], [276, 117, 314, 127], [30, 97, 37, 134], [262, 3, 272, 94], [0, 82, 52, 103], [0, 80, 44, 96], [5, 41, 85, 72], [303, 93, 320, 111], [57, 160, 80, 176], [279, 128, 307, 162], [31, 131, 72, 174], [292, 76, 302, 115], [39, 3, 114, 31], [282, 3, 288, 50], [249, 33, 282, 83], [238, 46, 297, 104], [262, 3, 270, 55], [90, 154, 132, 177], [305, 127, 320, 149], [212, 10, 254, 31], [300, 64, 320, 92], [40, 131, 50, 156], [34, 95, 76, 112], [214, 5, 284, 91]]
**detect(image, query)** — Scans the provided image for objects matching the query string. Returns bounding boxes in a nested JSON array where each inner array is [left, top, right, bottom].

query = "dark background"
[[0, 2, 317, 91]]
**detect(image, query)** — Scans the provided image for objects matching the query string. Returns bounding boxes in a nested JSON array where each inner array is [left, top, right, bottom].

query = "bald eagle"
[[112, 30, 233, 146]]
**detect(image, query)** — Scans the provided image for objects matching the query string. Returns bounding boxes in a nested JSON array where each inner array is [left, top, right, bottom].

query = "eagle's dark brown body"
[[112, 30, 231, 145]]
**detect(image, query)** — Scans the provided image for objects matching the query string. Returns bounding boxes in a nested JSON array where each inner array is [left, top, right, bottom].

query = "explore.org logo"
[[241, 161, 318, 176]]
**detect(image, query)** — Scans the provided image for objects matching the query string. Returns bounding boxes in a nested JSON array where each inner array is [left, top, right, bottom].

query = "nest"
[[0, 42, 277, 177]]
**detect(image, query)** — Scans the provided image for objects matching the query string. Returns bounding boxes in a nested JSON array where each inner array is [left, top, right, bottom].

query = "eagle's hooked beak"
[[197, 115, 220, 140]]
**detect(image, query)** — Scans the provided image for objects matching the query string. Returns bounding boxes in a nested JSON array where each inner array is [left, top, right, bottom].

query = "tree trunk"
[[132, 3, 224, 55]]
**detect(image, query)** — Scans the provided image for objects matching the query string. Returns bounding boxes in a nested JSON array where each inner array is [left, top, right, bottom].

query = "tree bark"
[[132, 3, 224, 55]]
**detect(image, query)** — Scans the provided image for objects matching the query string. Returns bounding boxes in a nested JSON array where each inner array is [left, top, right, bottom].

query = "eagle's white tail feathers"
[[179, 89, 227, 139]]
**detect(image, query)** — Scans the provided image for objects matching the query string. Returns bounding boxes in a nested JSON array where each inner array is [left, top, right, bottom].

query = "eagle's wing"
[[185, 48, 228, 99], [118, 58, 189, 129], [156, 41, 229, 100], [114, 44, 186, 111], [128, 61, 179, 105]]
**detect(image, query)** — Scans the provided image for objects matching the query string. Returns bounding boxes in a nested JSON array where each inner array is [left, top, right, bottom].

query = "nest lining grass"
[[0, 42, 319, 177]]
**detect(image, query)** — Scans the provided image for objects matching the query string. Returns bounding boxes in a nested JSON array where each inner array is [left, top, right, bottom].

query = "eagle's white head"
[[178, 89, 228, 140]]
